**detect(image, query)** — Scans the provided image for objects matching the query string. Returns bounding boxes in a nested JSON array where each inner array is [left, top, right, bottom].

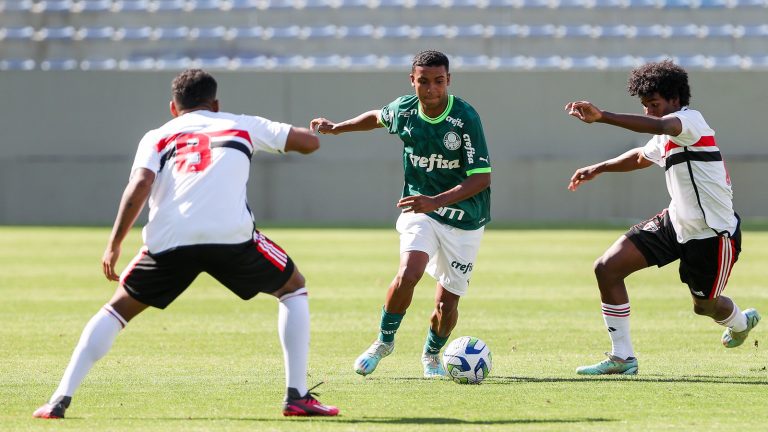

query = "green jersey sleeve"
[[378, 97, 402, 134], [461, 110, 492, 176]]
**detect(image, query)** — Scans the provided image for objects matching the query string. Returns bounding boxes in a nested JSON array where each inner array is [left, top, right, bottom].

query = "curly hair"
[[627, 60, 690, 106], [171, 69, 217, 110], [412, 50, 449, 72]]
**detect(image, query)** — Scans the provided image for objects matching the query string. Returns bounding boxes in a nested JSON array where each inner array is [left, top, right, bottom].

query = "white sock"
[[50, 305, 126, 403], [278, 288, 309, 396], [601, 302, 635, 360], [715, 303, 748, 332]]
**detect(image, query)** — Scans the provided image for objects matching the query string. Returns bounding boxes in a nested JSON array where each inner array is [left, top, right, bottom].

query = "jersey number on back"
[[175, 133, 212, 173]]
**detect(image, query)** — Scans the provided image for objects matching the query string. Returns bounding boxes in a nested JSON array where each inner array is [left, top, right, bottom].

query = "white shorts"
[[396, 212, 484, 297]]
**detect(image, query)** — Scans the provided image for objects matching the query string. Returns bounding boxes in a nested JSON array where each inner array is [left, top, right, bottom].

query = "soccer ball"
[[442, 336, 492, 384]]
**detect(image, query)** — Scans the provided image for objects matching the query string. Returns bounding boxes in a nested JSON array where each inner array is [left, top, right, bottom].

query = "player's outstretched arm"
[[565, 100, 682, 136], [398, 173, 491, 214], [284, 126, 320, 154], [567, 148, 654, 191], [310, 110, 382, 135], [102, 168, 155, 281]]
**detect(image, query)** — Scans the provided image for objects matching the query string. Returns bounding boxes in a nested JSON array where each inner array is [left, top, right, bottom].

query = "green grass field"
[[2, 226, 766, 432]]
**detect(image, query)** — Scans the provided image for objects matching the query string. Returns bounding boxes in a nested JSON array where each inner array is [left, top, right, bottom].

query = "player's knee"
[[395, 268, 423, 289]]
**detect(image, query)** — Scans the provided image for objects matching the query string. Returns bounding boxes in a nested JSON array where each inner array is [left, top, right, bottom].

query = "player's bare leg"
[[33, 286, 147, 419], [354, 251, 429, 376], [272, 267, 338, 416], [691, 295, 761, 349], [422, 285, 459, 377], [577, 236, 648, 375]]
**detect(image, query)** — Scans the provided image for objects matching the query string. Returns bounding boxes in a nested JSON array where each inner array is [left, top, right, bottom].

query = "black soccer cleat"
[[33, 396, 71, 419]]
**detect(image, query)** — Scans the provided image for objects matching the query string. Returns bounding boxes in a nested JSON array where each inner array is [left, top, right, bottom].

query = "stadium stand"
[[1, 0, 766, 70]]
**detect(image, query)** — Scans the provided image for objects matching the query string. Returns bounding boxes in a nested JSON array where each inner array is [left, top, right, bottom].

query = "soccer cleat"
[[722, 308, 761, 348], [32, 396, 71, 419], [421, 352, 447, 378], [282, 383, 339, 417], [576, 353, 638, 375], [353, 340, 394, 376]]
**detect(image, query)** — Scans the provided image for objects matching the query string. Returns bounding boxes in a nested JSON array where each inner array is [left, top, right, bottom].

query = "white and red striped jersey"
[[642, 108, 737, 243], [131, 110, 291, 253]]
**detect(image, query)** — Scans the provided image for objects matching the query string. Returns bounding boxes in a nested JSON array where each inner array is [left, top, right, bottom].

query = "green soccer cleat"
[[421, 352, 447, 378], [722, 308, 761, 348], [354, 340, 394, 376], [576, 353, 638, 375]]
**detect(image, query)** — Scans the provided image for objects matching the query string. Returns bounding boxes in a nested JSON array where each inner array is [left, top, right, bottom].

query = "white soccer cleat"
[[421, 352, 447, 378], [354, 340, 394, 376]]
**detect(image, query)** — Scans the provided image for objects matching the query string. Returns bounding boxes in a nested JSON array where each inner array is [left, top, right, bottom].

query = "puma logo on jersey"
[[479, 157, 489, 163], [403, 126, 413, 137]]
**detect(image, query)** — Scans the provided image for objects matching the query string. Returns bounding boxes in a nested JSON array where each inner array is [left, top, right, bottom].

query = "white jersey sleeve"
[[641, 135, 664, 167], [241, 115, 292, 154], [131, 130, 162, 174], [666, 109, 708, 147]]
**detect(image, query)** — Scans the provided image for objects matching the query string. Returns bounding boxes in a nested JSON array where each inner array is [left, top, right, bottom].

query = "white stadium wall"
[[0, 70, 766, 226]]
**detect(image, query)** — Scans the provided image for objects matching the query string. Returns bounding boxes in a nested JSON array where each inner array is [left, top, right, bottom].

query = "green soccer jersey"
[[379, 94, 491, 230]]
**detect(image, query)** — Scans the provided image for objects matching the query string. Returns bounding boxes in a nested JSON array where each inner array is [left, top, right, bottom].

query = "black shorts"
[[626, 209, 741, 299], [120, 231, 295, 309]]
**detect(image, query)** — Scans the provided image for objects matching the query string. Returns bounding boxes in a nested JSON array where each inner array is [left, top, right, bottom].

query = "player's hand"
[[397, 195, 441, 214], [568, 166, 600, 191], [102, 245, 121, 281], [309, 118, 340, 135], [565, 101, 603, 124]]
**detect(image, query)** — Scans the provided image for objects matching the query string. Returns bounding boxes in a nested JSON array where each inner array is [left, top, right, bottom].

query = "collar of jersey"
[[418, 95, 454, 124]]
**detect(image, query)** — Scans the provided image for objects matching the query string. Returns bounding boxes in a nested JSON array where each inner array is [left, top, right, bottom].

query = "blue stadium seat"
[[602, 55, 643, 68], [379, 55, 412, 68], [228, 0, 259, 10], [75, 26, 116, 40], [151, 0, 186, 12], [631, 24, 667, 38], [747, 55, 768, 69], [338, 25, 375, 38], [493, 55, 531, 70], [114, 26, 153, 40], [229, 26, 265, 39], [118, 57, 156, 70], [155, 56, 193, 70], [668, 24, 703, 38], [698, 0, 729, 7], [709, 55, 744, 69], [230, 55, 269, 69], [35, 26, 76, 41], [453, 55, 490, 69], [560, 25, 596, 38], [113, 0, 151, 12], [703, 24, 736, 37], [303, 25, 339, 39], [306, 55, 344, 69], [375, 25, 413, 39], [742, 24, 768, 37], [1, 0, 35, 12], [194, 56, 231, 68], [268, 25, 302, 39], [0, 58, 36, 70], [189, 26, 228, 40], [416, 25, 450, 38], [188, 0, 225, 11], [596, 24, 630, 38], [1, 26, 36, 40], [488, 24, 522, 37], [80, 58, 119, 70], [72, 0, 113, 12], [525, 25, 558, 38], [451, 24, 486, 38], [153, 26, 190, 40], [566, 55, 602, 69], [40, 58, 79, 70], [345, 54, 379, 68], [33, 0, 74, 13]]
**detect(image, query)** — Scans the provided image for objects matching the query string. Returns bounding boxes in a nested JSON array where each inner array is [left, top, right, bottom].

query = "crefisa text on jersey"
[[463, 134, 475, 164]]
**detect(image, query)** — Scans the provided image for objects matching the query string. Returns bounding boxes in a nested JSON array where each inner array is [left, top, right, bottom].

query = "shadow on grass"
[[488, 375, 768, 385], [96, 416, 614, 425]]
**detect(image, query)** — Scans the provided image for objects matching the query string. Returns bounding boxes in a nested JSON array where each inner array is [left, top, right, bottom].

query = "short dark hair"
[[171, 69, 217, 110], [627, 60, 691, 106], [412, 50, 449, 72]]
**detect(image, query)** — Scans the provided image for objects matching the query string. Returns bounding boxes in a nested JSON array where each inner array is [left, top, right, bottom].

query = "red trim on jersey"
[[206, 129, 252, 143], [154, 129, 252, 153], [664, 135, 716, 155]]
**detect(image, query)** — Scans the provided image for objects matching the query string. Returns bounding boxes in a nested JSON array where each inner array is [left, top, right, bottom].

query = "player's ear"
[[446, 72, 451, 86], [211, 100, 220, 112], [409, 73, 415, 87], [169, 100, 179, 117]]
